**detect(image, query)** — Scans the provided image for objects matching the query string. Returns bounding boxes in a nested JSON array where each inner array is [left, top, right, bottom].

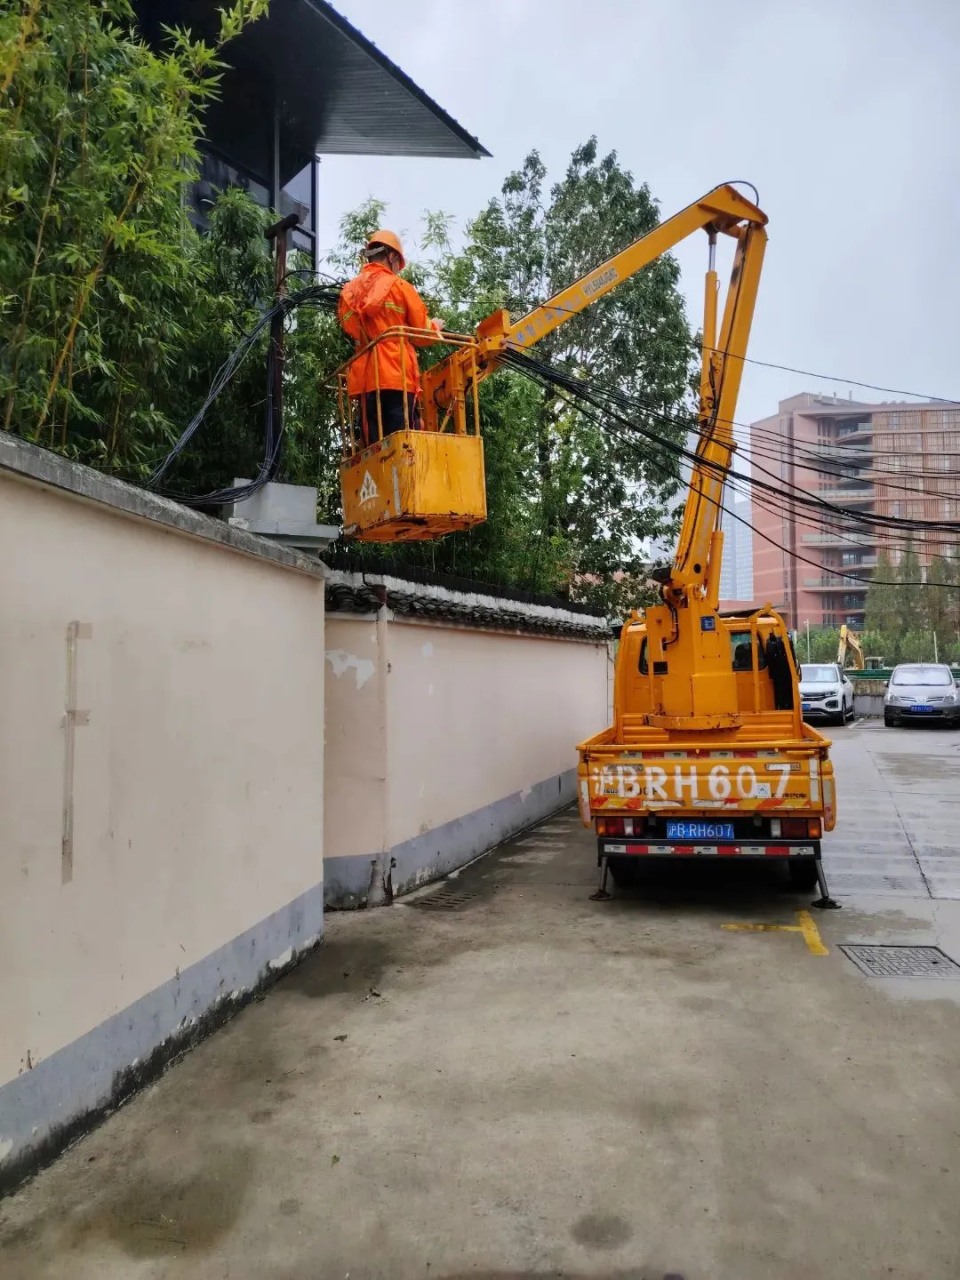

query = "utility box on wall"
[[225, 481, 339, 554]]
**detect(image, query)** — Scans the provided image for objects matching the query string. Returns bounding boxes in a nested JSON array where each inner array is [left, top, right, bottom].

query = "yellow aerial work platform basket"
[[336, 326, 487, 543]]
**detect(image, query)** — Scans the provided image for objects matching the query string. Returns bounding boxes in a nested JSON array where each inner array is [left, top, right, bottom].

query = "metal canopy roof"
[[134, 0, 489, 184]]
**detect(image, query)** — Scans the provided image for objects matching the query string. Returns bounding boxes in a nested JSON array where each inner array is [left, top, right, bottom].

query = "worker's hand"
[[430, 317, 444, 336]]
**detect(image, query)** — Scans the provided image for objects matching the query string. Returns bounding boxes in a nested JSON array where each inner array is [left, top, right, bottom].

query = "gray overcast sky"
[[317, 0, 960, 426]]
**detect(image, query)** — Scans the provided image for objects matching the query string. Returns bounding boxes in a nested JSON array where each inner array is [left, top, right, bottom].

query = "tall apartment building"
[[719, 490, 754, 603], [750, 393, 960, 628]]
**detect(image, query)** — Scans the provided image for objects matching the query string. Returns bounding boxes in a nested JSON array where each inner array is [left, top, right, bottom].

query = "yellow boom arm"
[[421, 183, 768, 602]]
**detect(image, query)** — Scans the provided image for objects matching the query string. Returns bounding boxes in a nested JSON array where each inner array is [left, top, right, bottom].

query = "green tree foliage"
[[332, 144, 696, 600], [2, 9, 701, 611], [436, 141, 695, 592], [862, 543, 960, 665], [859, 629, 888, 664], [894, 541, 922, 635], [865, 548, 899, 635], [0, 0, 267, 475], [924, 554, 950, 641], [804, 627, 840, 663]]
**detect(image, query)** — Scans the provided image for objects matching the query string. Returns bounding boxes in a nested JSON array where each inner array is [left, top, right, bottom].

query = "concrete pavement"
[[822, 718, 960, 899], [2, 721, 960, 1279]]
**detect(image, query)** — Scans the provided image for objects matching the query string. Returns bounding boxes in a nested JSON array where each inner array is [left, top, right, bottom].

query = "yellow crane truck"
[[335, 184, 838, 902], [572, 188, 836, 900]]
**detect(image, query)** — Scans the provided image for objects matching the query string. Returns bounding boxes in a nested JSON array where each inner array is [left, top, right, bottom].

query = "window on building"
[[188, 149, 318, 264], [188, 150, 270, 227], [281, 161, 317, 258]]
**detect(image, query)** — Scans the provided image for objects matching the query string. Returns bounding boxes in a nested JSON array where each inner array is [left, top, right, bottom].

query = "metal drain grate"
[[839, 944, 960, 979], [406, 888, 478, 911]]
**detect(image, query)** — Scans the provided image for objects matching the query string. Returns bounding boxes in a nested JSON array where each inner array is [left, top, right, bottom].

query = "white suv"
[[799, 663, 854, 726]]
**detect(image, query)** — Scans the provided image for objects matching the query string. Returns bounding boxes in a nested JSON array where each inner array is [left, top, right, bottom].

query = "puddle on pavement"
[[872, 752, 958, 780], [46, 1145, 254, 1259]]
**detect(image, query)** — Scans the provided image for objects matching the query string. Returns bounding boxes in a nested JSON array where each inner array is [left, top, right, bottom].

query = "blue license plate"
[[801, 702, 813, 711], [667, 821, 735, 841], [910, 704, 932, 713]]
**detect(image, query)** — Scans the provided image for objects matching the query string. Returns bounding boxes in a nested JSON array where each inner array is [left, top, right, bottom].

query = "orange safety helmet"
[[365, 229, 405, 270]]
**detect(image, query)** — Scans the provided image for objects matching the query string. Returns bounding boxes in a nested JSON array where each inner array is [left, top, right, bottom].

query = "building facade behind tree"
[[133, 0, 488, 264], [719, 490, 754, 604], [750, 393, 960, 629]]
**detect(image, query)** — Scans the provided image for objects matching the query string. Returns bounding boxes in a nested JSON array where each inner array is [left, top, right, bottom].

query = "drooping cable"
[[147, 280, 344, 507], [501, 348, 960, 538], [499, 347, 959, 589]]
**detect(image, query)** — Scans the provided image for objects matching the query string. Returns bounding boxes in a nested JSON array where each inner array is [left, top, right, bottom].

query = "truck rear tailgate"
[[577, 728, 834, 825]]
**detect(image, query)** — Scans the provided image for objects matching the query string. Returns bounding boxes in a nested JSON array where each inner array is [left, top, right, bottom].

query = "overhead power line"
[[700, 344, 957, 405], [500, 347, 959, 590]]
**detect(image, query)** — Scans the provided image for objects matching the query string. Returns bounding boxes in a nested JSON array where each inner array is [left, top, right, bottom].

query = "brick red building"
[[750, 393, 960, 628]]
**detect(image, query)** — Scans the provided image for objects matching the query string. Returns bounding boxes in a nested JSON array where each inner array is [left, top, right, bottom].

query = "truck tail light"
[[777, 817, 821, 838], [596, 817, 642, 836]]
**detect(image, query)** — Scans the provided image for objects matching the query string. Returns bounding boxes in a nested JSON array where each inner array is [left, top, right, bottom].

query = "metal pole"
[[271, 90, 281, 217], [589, 857, 612, 901], [811, 858, 841, 910], [805, 619, 811, 661], [263, 212, 300, 479]]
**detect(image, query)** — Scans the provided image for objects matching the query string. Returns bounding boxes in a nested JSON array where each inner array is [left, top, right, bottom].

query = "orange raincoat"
[[338, 262, 434, 397]]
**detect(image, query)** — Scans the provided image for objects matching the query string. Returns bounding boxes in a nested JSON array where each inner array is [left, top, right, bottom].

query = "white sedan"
[[799, 663, 855, 726]]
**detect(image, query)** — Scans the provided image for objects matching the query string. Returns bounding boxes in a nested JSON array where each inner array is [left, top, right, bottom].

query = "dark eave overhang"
[[133, 0, 489, 184]]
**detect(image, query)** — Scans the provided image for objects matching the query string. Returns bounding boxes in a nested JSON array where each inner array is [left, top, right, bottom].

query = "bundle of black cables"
[[147, 278, 344, 508]]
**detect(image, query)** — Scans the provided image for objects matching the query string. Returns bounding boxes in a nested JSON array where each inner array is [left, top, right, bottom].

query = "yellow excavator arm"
[[837, 624, 865, 670]]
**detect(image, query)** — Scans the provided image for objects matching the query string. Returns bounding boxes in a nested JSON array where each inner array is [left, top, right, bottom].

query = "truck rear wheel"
[[606, 857, 640, 889], [787, 859, 819, 892]]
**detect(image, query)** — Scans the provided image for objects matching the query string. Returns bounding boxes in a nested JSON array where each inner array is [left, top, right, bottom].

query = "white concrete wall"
[[324, 612, 609, 905], [0, 455, 325, 1186], [324, 613, 385, 867], [385, 622, 606, 845]]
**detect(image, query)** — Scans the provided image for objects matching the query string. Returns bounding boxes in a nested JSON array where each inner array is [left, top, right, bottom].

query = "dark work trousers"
[[361, 391, 421, 447]]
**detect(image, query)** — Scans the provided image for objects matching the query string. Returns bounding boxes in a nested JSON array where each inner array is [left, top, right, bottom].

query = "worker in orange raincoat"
[[338, 230, 442, 449]]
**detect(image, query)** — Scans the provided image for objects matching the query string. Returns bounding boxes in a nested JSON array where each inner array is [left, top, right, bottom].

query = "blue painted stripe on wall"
[[0, 879, 324, 1188], [325, 769, 576, 908]]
